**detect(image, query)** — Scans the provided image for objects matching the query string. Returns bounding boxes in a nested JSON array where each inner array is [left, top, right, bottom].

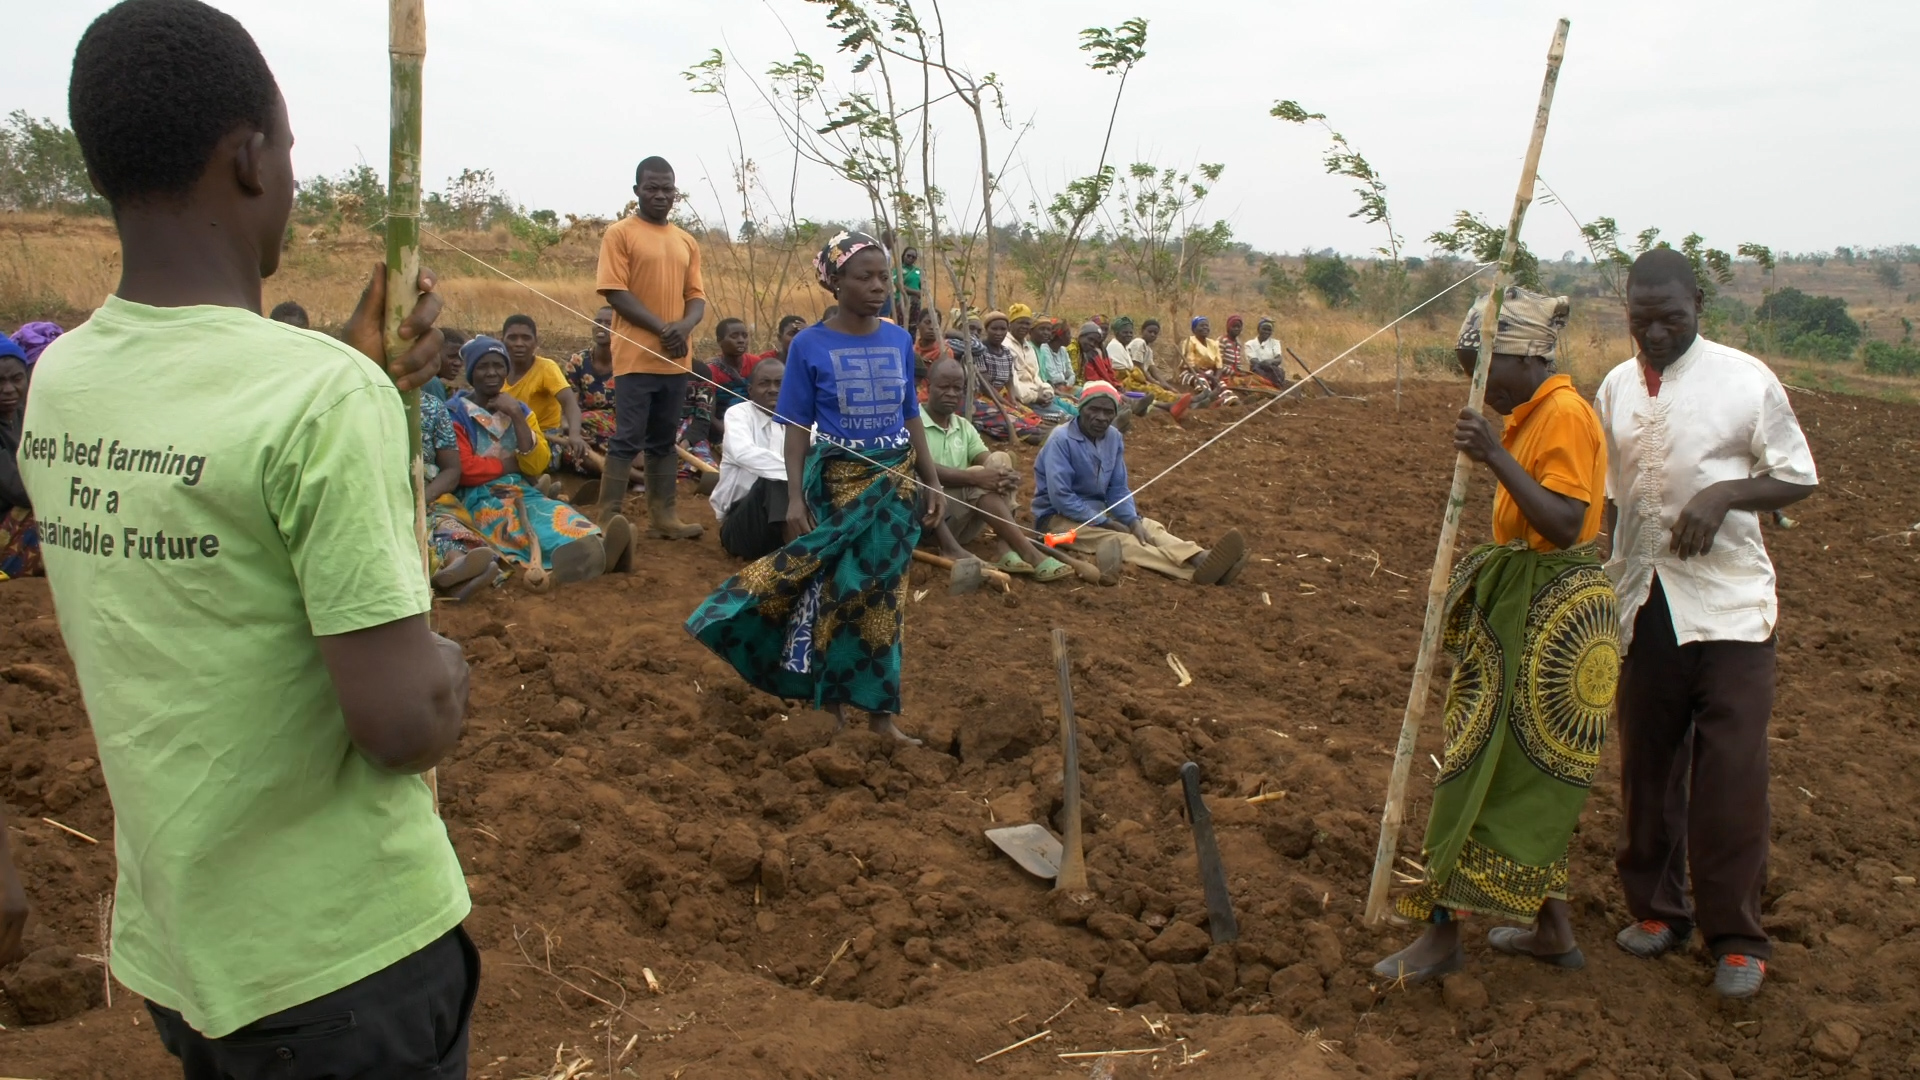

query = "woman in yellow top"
[[1373, 287, 1618, 983], [500, 314, 589, 473], [1179, 316, 1239, 407]]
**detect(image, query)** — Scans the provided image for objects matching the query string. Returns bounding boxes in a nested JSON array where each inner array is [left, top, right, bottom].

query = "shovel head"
[[947, 555, 987, 596], [986, 823, 1063, 881]]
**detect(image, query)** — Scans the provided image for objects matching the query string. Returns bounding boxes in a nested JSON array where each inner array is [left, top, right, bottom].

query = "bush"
[[0, 111, 105, 215], [1862, 340, 1920, 376], [1746, 287, 1861, 362], [1302, 253, 1355, 308]]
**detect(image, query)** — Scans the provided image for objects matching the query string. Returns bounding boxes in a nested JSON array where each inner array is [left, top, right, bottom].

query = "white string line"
[[418, 226, 1488, 546], [1074, 261, 1496, 527]]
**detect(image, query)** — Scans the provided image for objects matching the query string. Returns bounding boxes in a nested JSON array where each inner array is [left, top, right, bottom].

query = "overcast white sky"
[[9, 1, 1918, 260]]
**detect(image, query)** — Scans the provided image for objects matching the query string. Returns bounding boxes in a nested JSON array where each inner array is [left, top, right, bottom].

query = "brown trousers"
[[1614, 578, 1775, 959]]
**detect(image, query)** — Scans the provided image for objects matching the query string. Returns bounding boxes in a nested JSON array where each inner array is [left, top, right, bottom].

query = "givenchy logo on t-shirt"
[[829, 346, 908, 431]]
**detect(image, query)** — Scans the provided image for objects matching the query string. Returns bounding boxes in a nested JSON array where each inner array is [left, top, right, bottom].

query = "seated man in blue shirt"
[[1032, 381, 1247, 585]]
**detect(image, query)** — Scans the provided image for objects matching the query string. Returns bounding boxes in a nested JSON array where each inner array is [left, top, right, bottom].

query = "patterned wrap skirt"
[[454, 475, 600, 571], [686, 442, 921, 715], [1396, 540, 1619, 923]]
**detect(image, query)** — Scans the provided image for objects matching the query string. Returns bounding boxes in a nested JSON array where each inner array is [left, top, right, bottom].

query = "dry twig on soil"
[[809, 937, 853, 989], [42, 817, 98, 844]]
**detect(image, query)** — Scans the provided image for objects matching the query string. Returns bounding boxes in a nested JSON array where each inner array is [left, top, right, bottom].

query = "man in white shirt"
[[1596, 248, 1817, 1000], [711, 360, 791, 560]]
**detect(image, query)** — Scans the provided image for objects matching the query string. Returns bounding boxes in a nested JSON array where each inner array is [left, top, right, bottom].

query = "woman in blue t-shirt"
[[688, 232, 945, 744]]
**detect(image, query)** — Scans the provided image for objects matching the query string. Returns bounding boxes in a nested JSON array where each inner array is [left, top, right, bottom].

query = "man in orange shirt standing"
[[595, 156, 707, 540]]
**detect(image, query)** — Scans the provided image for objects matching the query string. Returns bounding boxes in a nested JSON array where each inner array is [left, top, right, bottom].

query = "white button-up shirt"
[[710, 399, 790, 522], [1593, 335, 1818, 653]]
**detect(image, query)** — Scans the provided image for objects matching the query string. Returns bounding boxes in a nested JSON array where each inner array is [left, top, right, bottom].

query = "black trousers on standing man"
[[1614, 578, 1776, 960], [609, 371, 690, 460]]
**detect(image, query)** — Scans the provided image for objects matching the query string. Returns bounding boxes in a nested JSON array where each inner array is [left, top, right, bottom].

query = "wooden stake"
[[1050, 629, 1088, 893], [1364, 18, 1571, 925], [387, 0, 436, 807]]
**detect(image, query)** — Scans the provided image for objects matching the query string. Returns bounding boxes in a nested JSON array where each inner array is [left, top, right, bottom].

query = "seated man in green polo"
[[920, 357, 1072, 582]]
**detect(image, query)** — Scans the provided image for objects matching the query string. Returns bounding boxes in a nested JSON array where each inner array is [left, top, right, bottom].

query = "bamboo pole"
[[387, 0, 435, 805], [1363, 18, 1571, 925]]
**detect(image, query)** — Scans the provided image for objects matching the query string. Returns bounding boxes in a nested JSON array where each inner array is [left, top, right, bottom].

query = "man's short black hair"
[[267, 300, 308, 327], [502, 314, 537, 336], [635, 156, 674, 183], [1627, 247, 1699, 294], [777, 314, 806, 335], [927, 356, 965, 382], [1141, 318, 1161, 331], [440, 327, 469, 348], [69, 0, 281, 208], [715, 317, 747, 340]]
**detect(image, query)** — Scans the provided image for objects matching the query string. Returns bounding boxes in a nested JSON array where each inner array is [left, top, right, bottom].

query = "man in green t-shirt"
[[919, 358, 1071, 582], [20, 1, 475, 1073]]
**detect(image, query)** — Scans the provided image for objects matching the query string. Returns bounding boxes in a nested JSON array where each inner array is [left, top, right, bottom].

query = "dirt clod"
[[1131, 726, 1186, 785], [710, 825, 763, 882], [1143, 919, 1212, 963], [1810, 1019, 1861, 1063], [1441, 973, 1488, 1013], [2, 946, 102, 1025]]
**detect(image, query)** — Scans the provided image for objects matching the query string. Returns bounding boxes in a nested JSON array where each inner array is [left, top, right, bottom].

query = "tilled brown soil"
[[2, 378, 1916, 1080]]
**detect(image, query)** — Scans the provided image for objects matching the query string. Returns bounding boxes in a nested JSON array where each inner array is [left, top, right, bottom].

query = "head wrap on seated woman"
[[13, 322, 64, 365], [1079, 380, 1123, 408], [0, 335, 26, 366], [1190, 316, 1206, 331], [1226, 314, 1244, 328], [983, 310, 1009, 326], [1007, 303, 1033, 321], [1456, 285, 1570, 363], [460, 335, 511, 384], [1112, 316, 1135, 334], [814, 230, 888, 288], [1077, 321, 1104, 340]]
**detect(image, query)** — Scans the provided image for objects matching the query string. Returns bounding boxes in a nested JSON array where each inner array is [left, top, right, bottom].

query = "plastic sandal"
[[993, 552, 1036, 575], [1032, 557, 1074, 583]]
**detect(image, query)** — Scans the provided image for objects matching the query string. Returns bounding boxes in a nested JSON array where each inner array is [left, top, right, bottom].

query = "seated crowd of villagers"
[[1, 292, 1287, 595], [0, 296, 1276, 592]]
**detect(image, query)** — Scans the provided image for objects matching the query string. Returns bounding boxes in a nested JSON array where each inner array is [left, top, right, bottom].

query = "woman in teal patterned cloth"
[[687, 231, 945, 744]]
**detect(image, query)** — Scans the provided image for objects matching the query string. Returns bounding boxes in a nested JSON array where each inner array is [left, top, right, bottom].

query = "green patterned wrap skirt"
[[686, 442, 921, 716], [1397, 540, 1619, 923]]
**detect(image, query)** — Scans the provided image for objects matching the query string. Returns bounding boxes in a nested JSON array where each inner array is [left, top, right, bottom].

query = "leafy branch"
[[1270, 101, 1401, 262]]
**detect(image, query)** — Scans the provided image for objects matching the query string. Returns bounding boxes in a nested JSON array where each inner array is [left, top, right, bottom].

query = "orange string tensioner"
[[1043, 530, 1078, 548]]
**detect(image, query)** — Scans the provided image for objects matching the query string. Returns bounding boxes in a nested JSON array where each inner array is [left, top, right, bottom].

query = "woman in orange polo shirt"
[[1373, 287, 1619, 983]]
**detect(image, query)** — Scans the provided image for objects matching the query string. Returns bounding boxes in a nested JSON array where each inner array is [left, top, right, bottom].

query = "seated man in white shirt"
[[710, 360, 791, 560], [1597, 248, 1817, 1001]]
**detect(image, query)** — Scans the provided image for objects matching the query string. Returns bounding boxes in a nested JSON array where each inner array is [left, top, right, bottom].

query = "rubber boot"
[[595, 454, 633, 524], [645, 455, 704, 540], [602, 514, 634, 573]]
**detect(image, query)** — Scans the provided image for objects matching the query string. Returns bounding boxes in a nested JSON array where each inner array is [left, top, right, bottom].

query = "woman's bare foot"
[[831, 706, 923, 746], [1371, 918, 1465, 983], [867, 714, 922, 745], [1505, 898, 1575, 955], [432, 549, 494, 590]]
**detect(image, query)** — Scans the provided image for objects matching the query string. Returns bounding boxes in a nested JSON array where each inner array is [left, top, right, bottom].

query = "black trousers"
[[1614, 579, 1776, 959], [146, 927, 479, 1079], [610, 372, 690, 459], [720, 476, 789, 560]]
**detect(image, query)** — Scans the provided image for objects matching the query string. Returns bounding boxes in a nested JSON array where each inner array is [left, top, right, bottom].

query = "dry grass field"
[[7, 211, 1917, 402]]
